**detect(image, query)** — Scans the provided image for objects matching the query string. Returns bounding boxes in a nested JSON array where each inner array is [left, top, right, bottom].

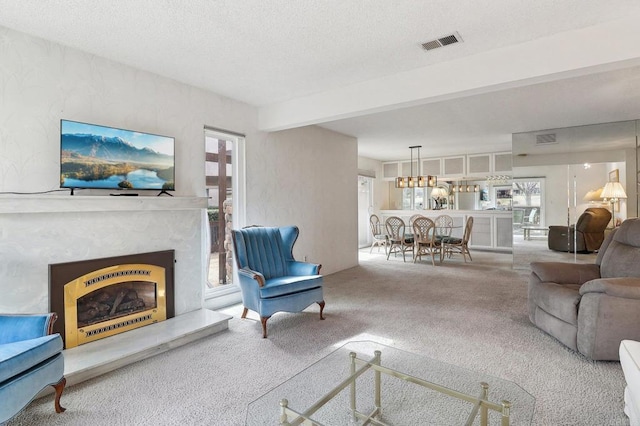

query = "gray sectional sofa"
[[528, 218, 640, 360]]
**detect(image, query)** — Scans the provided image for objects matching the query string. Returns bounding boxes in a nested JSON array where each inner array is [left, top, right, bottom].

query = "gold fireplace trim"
[[64, 263, 167, 348]]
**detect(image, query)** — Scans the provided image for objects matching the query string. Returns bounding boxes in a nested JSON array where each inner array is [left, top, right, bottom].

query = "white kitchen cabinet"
[[467, 154, 492, 176], [442, 156, 466, 177]]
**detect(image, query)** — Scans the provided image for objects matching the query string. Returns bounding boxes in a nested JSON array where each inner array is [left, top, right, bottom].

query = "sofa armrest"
[[237, 267, 265, 287], [287, 260, 321, 276], [580, 278, 640, 299], [0, 313, 57, 344], [530, 262, 600, 285]]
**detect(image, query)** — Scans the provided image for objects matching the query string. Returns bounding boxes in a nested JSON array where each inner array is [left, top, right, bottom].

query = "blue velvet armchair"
[[0, 313, 66, 423], [231, 226, 325, 338]]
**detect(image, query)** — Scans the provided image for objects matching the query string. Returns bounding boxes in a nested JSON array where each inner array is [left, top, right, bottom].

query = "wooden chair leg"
[[260, 317, 269, 338], [241, 307, 248, 319], [318, 301, 325, 320], [386, 243, 394, 260], [52, 377, 66, 414]]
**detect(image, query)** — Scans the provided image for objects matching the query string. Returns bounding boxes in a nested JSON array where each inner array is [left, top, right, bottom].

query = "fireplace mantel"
[[0, 195, 207, 214], [1, 194, 208, 317]]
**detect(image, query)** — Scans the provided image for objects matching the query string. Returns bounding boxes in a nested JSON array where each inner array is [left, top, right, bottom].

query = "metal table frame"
[[279, 350, 513, 426]]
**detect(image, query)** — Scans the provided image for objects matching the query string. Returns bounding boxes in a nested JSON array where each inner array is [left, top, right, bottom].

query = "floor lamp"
[[601, 181, 627, 227]]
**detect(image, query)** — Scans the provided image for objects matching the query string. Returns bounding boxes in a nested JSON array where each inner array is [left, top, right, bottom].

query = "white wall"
[[0, 29, 258, 196], [0, 26, 357, 312], [248, 126, 359, 274]]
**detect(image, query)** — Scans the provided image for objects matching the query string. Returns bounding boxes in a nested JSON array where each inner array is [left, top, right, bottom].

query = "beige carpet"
[[512, 234, 598, 269], [8, 249, 627, 425]]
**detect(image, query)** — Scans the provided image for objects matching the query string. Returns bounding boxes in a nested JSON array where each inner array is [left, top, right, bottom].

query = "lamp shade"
[[601, 182, 627, 200], [431, 187, 448, 198], [583, 187, 603, 202]]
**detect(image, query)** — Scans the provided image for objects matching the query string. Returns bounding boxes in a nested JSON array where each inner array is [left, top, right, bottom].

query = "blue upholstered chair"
[[231, 226, 325, 338], [0, 313, 66, 423]]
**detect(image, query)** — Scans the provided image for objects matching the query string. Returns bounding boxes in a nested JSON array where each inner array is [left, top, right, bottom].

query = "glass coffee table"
[[246, 341, 535, 425]]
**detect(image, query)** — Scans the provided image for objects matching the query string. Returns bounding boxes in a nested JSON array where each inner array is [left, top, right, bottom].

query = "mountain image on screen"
[[63, 134, 172, 165], [60, 122, 175, 191]]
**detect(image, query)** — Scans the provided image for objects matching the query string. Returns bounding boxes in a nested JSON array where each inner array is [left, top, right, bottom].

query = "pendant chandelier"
[[455, 180, 480, 192], [395, 145, 437, 189]]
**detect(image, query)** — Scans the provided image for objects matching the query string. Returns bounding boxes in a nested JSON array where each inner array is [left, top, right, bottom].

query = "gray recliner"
[[528, 218, 640, 360]]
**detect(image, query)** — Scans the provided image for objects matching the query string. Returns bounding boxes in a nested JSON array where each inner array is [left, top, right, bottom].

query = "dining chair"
[[524, 208, 538, 225], [409, 214, 425, 227], [412, 216, 440, 266], [434, 214, 454, 240], [385, 216, 414, 262], [513, 209, 525, 227], [369, 214, 388, 254], [442, 216, 474, 262]]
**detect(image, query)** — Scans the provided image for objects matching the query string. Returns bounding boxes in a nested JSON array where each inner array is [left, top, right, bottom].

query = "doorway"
[[358, 175, 373, 248], [204, 127, 245, 307]]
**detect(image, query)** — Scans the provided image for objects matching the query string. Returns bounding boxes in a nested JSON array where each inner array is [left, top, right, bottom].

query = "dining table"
[[405, 224, 463, 263]]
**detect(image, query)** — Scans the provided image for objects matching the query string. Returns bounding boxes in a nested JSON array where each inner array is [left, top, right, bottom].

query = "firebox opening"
[[77, 281, 157, 328]]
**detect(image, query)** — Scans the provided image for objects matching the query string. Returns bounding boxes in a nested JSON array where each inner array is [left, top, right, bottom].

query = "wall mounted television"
[[60, 119, 175, 195]]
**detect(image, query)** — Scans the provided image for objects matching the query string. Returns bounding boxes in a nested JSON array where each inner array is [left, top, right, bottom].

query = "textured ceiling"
[[1, 0, 640, 161]]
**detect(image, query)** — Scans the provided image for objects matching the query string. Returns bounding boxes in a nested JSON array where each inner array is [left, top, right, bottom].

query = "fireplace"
[[50, 250, 175, 349]]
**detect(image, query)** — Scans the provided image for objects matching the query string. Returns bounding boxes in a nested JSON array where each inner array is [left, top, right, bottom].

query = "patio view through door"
[[512, 178, 545, 236], [204, 127, 245, 306]]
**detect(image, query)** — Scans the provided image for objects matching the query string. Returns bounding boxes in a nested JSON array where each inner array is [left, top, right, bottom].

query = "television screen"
[[60, 119, 175, 192]]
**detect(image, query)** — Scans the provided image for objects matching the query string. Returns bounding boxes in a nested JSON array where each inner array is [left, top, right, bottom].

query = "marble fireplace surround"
[[0, 195, 234, 386], [0, 195, 207, 315]]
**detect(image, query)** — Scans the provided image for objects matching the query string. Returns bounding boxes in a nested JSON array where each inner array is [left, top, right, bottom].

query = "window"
[[402, 188, 426, 210], [512, 178, 545, 234]]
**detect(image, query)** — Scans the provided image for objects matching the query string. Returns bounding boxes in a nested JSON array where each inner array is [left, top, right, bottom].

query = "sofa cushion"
[[530, 282, 582, 325], [600, 219, 640, 278], [533, 306, 578, 351], [600, 240, 640, 279], [260, 275, 323, 299], [0, 334, 63, 384], [530, 262, 600, 286]]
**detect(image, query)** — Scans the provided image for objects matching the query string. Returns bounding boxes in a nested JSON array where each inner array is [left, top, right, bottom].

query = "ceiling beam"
[[258, 14, 640, 132]]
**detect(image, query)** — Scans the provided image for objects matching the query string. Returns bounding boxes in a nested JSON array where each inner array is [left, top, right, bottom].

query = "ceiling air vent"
[[536, 133, 557, 145], [421, 32, 463, 51]]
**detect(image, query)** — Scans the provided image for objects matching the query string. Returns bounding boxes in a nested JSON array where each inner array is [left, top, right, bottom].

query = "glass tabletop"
[[246, 341, 535, 425]]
